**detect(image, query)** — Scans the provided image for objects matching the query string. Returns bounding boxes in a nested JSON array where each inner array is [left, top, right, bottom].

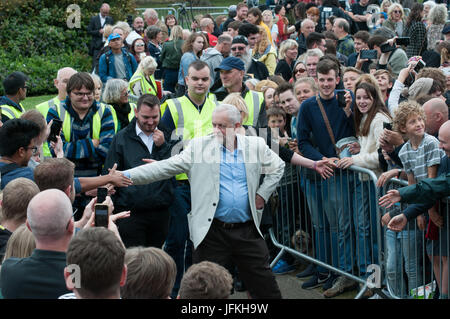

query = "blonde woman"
[[262, 9, 278, 48], [253, 26, 277, 75], [275, 39, 299, 82], [380, 0, 392, 14], [160, 25, 184, 93], [383, 3, 406, 36]]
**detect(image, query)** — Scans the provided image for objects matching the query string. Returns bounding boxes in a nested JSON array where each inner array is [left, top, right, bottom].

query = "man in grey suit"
[[122, 104, 285, 298]]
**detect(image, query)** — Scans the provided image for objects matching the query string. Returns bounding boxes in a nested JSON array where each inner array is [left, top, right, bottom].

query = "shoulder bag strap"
[[315, 95, 340, 155]]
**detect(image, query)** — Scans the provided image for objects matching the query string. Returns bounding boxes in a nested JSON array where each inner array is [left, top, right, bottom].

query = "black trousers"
[[193, 220, 282, 299], [117, 209, 170, 248]]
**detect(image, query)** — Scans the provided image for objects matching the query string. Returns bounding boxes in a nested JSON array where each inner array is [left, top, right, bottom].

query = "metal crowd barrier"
[[269, 164, 450, 299], [382, 178, 450, 300], [269, 164, 385, 299]]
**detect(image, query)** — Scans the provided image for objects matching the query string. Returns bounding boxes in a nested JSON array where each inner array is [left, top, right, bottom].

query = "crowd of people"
[[0, 0, 450, 300]]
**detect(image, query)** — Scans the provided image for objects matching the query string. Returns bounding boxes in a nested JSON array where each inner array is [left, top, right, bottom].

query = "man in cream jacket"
[[123, 104, 285, 298]]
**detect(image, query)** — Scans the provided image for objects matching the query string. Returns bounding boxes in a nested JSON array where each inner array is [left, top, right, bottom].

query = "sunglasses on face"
[[136, 43, 145, 47], [296, 68, 306, 73], [231, 46, 246, 51]]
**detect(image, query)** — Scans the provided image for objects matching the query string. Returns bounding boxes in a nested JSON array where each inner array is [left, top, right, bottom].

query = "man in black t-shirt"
[[348, 0, 371, 32]]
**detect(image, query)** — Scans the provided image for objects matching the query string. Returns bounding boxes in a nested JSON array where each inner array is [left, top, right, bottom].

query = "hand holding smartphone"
[[48, 119, 63, 143], [94, 204, 109, 228]]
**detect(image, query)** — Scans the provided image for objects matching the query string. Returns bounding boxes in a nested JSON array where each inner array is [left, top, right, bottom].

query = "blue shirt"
[[214, 143, 251, 223], [0, 162, 34, 190]]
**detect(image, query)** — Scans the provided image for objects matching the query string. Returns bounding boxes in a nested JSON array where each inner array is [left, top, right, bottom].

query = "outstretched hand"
[[379, 189, 401, 208], [314, 160, 334, 179], [107, 163, 133, 187]]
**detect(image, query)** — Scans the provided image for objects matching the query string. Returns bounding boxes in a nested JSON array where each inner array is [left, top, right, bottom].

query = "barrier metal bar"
[[382, 178, 450, 299], [269, 164, 385, 299]]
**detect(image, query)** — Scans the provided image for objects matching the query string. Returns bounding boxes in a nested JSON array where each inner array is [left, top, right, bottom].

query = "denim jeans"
[[164, 183, 193, 298], [385, 227, 423, 298], [304, 175, 336, 273], [353, 179, 379, 274], [321, 172, 353, 272]]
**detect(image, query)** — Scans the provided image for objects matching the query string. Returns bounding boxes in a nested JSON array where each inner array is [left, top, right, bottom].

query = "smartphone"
[[335, 89, 348, 107], [396, 37, 410, 46], [97, 187, 108, 204], [47, 119, 63, 143], [359, 49, 378, 60], [383, 122, 393, 131], [94, 204, 109, 228], [380, 42, 396, 53], [414, 59, 426, 73]]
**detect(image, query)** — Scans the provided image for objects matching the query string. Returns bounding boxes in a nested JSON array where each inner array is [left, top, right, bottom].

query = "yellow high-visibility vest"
[[163, 94, 218, 180]]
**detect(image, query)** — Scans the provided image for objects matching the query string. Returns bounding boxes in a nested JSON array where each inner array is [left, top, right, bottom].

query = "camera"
[[94, 204, 109, 228], [380, 42, 396, 53], [383, 122, 393, 131], [359, 50, 378, 60], [336, 89, 349, 107], [96, 187, 108, 204], [47, 119, 63, 143], [414, 59, 426, 73], [396, 37, 410, 46]]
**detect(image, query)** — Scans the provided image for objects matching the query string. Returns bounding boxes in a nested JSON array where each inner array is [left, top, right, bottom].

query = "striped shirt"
[[399, 133, 444, 182], [46, 98, 115, 175]]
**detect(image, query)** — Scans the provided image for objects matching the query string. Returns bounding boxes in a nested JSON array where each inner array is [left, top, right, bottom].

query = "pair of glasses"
[[26, 146, 39, 156], [72, 92, 93, 98], [296, 68, 306, 73], [231, 46, 246, 51], [393, 10, 401, 13], [136, 43, 145, 47]]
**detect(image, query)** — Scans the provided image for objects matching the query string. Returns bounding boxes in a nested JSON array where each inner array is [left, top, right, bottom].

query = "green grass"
[[22, 95, 54, 111]]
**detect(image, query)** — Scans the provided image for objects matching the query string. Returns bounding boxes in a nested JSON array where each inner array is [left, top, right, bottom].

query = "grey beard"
[[241, 52, 252, 72]]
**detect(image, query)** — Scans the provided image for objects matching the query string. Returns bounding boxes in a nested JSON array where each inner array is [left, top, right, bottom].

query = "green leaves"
[[0, 0, 137, 96]]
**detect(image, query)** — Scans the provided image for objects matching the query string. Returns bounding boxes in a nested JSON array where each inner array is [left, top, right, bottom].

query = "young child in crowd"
[[394, 100, 444, 296], [267, 107, 289, 146]]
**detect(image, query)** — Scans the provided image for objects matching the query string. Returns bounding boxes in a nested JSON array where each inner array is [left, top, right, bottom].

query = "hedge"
[[0, 0, 137, 96]]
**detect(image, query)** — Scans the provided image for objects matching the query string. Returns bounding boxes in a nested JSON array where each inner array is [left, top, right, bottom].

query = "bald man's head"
[[438, 120, 450, 157], [27, 189, 73, 243], [423, 98, 449, 135]]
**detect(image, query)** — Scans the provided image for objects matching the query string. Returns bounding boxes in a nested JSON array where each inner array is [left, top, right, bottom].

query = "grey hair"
[[213, 103, 242, 125], [113, 21, 132, 35], [428, 4, 448, 25], [304, 48, 324, 61], [27, 189, 73, 241], [90, 73, 102, 86], [102, 79, 128, 104], [137, 55, 158, 73], [143, 8, 158, 20]]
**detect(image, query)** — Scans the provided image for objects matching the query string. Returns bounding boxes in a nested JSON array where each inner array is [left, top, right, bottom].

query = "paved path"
[[229, 264, 359, 299]]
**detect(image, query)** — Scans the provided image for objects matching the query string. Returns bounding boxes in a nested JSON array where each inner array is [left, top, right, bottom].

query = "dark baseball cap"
[[214, 56, 245, 72], [232, 35, 249, 46]]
